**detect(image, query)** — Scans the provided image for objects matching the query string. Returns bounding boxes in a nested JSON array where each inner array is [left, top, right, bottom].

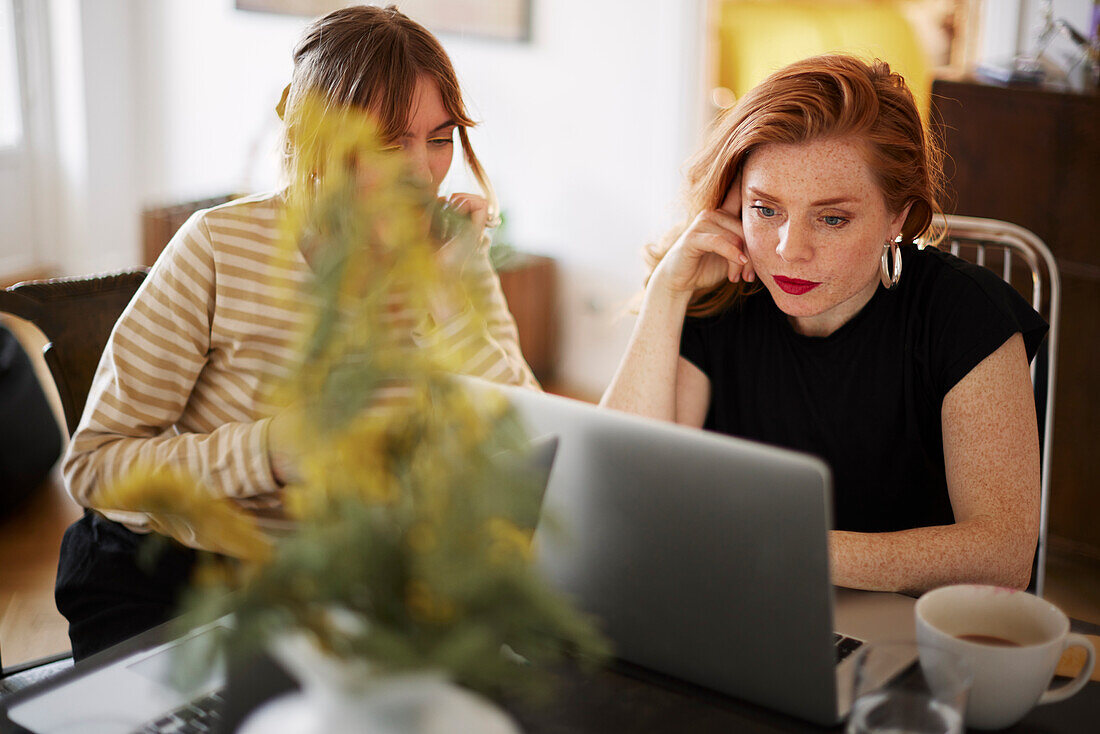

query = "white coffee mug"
[[915, 584, 1095, 730]]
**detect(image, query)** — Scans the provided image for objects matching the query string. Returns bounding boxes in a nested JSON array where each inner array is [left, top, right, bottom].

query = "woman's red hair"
[[650, 55, 945, 317]]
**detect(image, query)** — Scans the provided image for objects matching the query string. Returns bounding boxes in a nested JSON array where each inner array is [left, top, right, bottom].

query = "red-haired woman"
[[602, 55, 1046, 596]]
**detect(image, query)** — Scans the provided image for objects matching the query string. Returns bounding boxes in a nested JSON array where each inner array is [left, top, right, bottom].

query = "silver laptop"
[[7, 621, 229, 733], [474, 379, 916, 726]]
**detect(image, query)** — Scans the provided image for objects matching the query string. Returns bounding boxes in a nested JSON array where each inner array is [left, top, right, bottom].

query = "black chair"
[[0, 268, 149, 694], [0, 269, 150, 436]]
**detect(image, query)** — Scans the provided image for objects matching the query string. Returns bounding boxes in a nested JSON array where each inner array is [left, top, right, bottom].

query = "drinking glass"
[[847, 641, 971, 734]]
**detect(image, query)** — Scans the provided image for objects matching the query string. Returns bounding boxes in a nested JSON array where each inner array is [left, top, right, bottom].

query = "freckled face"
[[740, 137, 909, 337]]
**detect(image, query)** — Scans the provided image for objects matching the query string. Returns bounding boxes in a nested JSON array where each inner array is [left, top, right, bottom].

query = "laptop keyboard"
[[833, 632, 864, 663], [131, 690, 224, 733]]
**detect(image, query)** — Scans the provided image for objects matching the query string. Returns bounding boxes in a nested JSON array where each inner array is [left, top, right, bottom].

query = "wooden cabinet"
[[931, 78, 1100, 557], [141, 195, 236, 268], [496, 254, 559, 384]]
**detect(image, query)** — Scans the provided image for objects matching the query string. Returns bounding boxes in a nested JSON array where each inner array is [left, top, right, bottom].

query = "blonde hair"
[[651, 54, 945, 317], [281, 5, 497, 217]]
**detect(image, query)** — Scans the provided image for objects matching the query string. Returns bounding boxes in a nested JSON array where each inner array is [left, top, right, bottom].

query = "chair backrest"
[[0, 269, 150, 437], [932, 215, 1061, 597]]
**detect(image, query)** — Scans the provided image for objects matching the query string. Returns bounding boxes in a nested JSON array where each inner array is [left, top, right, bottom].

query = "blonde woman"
[[57, 5, 537, 660]]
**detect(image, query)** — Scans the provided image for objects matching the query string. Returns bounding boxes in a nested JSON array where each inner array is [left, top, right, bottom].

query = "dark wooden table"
[[2, 616, 1098, 733], [508, 651, 1100, 733]]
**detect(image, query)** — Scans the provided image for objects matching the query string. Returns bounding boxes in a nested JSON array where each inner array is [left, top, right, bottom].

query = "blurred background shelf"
[[931, 77, 1100, 562]]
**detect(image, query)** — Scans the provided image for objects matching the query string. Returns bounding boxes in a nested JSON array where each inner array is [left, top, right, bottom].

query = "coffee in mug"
[[953, 634, 1020, 647], [915, 584, 1095, 730]]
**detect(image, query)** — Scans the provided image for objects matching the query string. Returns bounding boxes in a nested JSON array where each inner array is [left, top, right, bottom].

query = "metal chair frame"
[[931, 215, 1060, 597]]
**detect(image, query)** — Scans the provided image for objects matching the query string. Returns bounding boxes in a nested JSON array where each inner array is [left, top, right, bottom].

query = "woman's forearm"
[[830, 517, 1037, 595], [600, 282, 693, 421]]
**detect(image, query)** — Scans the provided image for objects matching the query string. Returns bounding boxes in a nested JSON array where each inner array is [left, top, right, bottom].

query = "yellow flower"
[[486, 516, 533, 564], [407, 522, 437, 553], [132, 96, 610, 692], [95, 466, 271, 564], [405, 580, 455, 624]]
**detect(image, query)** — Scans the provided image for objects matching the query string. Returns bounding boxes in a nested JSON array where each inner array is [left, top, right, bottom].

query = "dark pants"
[[55, 511, 198, 661]]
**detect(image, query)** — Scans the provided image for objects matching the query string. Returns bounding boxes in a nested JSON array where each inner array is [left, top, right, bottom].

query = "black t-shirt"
[[679, 245, 1048, 533]]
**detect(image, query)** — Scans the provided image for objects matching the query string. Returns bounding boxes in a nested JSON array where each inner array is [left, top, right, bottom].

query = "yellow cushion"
[[717, 1, 930, 117]]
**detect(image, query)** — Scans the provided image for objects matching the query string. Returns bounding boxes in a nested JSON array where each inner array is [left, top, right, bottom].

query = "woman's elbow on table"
[[957, 510, 1039, 591], [1000, 515, 1040, 590]]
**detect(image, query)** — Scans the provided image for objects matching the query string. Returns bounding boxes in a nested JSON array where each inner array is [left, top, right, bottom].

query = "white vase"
[[237, 633, 522, 734]]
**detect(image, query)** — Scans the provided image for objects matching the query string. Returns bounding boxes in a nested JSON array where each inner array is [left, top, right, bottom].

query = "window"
[[0, 0, 22, 150]]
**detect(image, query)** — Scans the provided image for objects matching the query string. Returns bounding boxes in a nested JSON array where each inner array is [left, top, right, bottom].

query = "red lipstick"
[[773, 276, 821, 295]]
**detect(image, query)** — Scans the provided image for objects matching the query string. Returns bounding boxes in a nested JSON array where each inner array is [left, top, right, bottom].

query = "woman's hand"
[[267, 406, 302, 487], [443, 192, 489, 233], [425, 193, 491, 322], [435, 193, 490, 276], [652, 183, 754, 295], [601, 185, 742, 422]]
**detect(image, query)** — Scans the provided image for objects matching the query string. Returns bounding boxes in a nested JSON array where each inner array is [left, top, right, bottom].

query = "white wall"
[[442, 0, 706, 395], [1019, 0, 1095, 55], [58, 0, 707, 396], [133, 1, 303, 202], [980, 0, 1095, 62], [47, 0, 306, 274], [47, 0, 139, 274]]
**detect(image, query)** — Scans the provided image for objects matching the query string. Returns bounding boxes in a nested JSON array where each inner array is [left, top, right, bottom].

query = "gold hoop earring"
[[880, 240, 902, 289]]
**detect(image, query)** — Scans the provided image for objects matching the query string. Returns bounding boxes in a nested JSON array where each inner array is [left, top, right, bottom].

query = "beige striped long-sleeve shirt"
[[62, 192, 539, 542]]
